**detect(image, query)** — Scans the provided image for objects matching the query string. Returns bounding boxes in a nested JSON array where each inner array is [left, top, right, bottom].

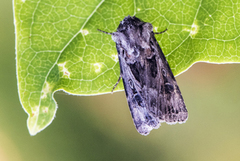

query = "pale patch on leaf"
[[94, 63, 102, 73], [81, 29, 89, 36], [111, 54, 118, 62], [58, 62, 70, 78], [190, 21, 199, 37], [41, 82, 53, 99]]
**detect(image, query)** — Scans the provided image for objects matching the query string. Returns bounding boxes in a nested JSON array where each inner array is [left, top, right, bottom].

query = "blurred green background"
[[1, 1, 240, 161]]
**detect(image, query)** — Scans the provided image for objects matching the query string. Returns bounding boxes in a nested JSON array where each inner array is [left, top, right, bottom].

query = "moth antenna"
[[97, 29, 113, 35], [154, 28, 168, 35]]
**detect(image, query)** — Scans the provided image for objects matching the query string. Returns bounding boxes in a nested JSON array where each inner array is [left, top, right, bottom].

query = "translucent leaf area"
[[14, 0, 240, 135]]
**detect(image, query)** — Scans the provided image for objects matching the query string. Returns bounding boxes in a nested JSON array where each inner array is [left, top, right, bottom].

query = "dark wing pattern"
[[112, 16, 188, 135]]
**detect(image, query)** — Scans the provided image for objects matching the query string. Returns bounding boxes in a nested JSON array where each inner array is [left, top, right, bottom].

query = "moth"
[[98, 16, 188, 135]]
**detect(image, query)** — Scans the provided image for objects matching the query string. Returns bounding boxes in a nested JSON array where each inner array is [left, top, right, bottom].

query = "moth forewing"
[[98, 16, 188, 135]]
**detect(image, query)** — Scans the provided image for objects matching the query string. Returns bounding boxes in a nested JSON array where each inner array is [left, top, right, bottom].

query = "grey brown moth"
[[98, 16, 188, 135]]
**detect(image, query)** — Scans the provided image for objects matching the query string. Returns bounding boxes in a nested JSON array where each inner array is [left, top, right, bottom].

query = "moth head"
[[117, 16, 153, 33], [117, 16, 143, 31], [112, 16, 154, 59]]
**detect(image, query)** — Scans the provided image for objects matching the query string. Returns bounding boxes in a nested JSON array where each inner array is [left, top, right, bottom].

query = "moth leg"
[[111, 75, 122, 93], [154, 28, 168, 35]]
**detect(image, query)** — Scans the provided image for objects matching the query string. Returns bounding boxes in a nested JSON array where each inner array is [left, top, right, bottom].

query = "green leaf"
[[14, 0, 240, 135]]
